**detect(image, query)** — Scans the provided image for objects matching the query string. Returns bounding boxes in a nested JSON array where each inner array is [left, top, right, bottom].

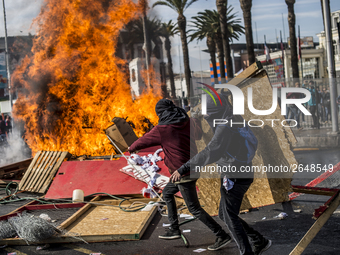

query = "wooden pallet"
[[18, 151, 71, 193]]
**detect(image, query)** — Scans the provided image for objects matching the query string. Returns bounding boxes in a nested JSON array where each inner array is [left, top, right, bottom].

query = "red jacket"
[[129, 119, 202, 174]]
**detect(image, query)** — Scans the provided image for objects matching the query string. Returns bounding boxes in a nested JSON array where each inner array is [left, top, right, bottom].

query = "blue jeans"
[[289, 106, 300, 128]]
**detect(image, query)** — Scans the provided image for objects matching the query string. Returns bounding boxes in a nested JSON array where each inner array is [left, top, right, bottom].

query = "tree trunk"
[[286, 0, 299, 79], [216, 0, 233, 80], [207, 35, 217, 84], [215, 32, 226, 83], [165, 36, 176, 98], [177, 14, 192, 98], [240, 0, 255, 65]]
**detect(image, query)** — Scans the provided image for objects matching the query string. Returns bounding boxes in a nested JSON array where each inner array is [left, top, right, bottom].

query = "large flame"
[[12, 0, 161, 156]]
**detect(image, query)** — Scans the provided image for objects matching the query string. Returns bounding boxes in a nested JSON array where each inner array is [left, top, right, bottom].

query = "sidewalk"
[[293, 127, 340, 148]]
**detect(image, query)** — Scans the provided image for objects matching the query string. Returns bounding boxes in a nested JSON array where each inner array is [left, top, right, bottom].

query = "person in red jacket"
[[129, 99, 230, 250]]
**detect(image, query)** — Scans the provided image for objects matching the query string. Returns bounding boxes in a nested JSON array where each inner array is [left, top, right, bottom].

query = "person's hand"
[[170, 170, 181, 183]]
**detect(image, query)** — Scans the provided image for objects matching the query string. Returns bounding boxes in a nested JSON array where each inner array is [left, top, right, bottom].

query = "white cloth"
[[129, 149, 163, 192], [223, 176, 234, 191]]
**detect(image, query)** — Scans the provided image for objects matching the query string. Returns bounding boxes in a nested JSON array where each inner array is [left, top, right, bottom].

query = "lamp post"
[[194, 45, 203, 83], [2, 0, 12, 109]]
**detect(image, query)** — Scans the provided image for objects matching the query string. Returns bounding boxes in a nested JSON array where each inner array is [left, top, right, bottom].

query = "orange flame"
[[12, 0, 161, 156]]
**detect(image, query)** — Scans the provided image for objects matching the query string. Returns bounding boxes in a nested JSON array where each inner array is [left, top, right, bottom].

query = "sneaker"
[[253, 239, 272, 255], [158, 228, 181, 239], [207, 235, 232, 251]]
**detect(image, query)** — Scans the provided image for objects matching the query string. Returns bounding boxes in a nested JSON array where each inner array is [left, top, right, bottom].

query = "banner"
[[0, 52, 8, 89], [273, 58, 284, 80]]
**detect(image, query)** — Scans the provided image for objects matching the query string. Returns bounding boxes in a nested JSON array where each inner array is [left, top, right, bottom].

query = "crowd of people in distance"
[[287, 80, 340, 129], [0, 115, 12, 143]]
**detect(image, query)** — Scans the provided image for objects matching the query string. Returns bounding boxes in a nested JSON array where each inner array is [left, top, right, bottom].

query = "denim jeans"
[[289, 106, 300, 128], [163, 180, 226, 238], [309, 106, 318, 127], [219, 180, 265, 255]]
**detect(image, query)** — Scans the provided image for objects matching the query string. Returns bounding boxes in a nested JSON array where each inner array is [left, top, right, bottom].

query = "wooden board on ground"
[[289, 191, 340, 255], [0, 197, 159, 245], [0, 158, 33, 180], [18, 151, 71, 193], [192, 62, 297, 215]]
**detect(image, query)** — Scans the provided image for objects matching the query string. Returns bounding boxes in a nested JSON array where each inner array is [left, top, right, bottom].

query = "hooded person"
[[129, 98, 229, 248], [173, 93, 271, 254]]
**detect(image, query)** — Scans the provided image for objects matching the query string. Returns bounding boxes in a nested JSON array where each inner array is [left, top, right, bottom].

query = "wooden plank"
[[0, 158, 32, 179], [0, 203, 85, 221], [223, 61, 263, 87], [21, 151, 47, 190], [289, 191, 340, 255], [34, 151, 61, 192], [59, 196, 101, 230], [4, 199, 41, 216], [26, 151, 53, 192], [0, 233, 139, 245], [292, 186, 338, 196], [39, 151, 70, 193], [18, 151, 42, 190], [135, 199, 160, 239]]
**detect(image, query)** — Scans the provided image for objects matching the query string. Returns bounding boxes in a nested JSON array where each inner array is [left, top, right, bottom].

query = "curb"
[[295, 135, 340, 148]]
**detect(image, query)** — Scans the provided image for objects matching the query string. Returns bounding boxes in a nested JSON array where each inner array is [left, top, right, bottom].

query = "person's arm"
[[177, 125, 233, 176], [129, 126, 161, 153]]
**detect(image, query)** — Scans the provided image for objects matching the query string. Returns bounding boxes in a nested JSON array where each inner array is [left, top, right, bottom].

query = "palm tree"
[[189, 8, 244, 83], [126, 17, 164, 60], [239, 0, 255, 65], [161, 20, 178, 98], [153, 0, 199, 98], [285, 0, 299, 79], [216, 0, 233, 80]]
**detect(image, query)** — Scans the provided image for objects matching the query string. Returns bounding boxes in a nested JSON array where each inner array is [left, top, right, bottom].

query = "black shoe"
[[207, 235, 232, 251], [158, 228, 181, 239], [253, 239, 272, 255]]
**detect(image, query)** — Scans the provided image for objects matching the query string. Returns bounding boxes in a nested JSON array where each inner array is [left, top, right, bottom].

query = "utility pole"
[[141, 0, 151, 89], [322, 0, 338, 133], [298, 25, 303, 81], [178, 39, 183, 101], [282, 13, 286, 47], [255, 22, 259, 50], [2, 0, 12, 108]]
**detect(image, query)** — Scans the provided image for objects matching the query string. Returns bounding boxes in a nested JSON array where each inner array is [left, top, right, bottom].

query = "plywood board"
[[193, 65, 297, 215]]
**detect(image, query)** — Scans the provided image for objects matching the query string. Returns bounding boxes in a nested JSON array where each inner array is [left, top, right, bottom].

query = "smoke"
[[0, 126, 31, 167]]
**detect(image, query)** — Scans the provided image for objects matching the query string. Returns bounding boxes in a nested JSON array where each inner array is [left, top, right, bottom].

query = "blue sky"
[[1, 0, 340, 72]]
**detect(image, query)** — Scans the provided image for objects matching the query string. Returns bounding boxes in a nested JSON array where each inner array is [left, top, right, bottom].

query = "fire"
[[12, 0, 161, 156]]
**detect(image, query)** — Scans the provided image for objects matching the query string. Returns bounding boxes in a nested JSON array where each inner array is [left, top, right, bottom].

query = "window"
[[131, 69, 136, 82]]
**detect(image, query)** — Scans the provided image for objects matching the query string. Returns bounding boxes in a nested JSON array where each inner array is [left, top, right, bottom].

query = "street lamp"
[[194, 45, 203, 83], [2, 0, 11, 109]]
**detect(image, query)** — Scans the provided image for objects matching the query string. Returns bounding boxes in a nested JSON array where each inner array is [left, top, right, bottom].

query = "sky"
[[1, 0, 340, 73]]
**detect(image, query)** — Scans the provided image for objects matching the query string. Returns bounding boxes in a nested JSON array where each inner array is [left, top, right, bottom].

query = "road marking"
[[5, 247, 28, 255], [62, 244, 105, 255], [293, 148, 319, 151]]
